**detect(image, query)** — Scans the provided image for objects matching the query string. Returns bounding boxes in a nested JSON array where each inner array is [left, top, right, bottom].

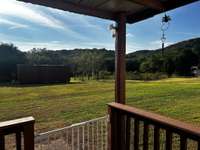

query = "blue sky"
[[0, 0, 200, 53]]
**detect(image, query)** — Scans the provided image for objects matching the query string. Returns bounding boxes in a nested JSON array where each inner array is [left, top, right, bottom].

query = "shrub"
[[99, 71, 114, 80], [126, 72, 168, 81]]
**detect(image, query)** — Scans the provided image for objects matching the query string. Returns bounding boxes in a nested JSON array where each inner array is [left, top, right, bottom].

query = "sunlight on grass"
[[0, 78, 200, 132]]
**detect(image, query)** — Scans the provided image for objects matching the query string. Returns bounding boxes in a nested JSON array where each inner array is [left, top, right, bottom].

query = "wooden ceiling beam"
[[163, 0, 198, 10], [128, 0, 165, 10], [18, 0, 117, 21], [18, 0, 199, 24], [127, 0, 198, 24], [127, 9, 159, 24]]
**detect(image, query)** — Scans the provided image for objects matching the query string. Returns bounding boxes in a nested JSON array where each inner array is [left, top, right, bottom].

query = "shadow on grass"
[[0, 81, 84, 88]]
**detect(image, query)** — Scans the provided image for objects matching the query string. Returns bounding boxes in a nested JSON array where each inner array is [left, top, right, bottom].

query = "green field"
[[0, 78, 200, 133]]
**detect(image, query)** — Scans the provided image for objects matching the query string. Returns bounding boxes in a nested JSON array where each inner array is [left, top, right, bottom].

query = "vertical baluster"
[[92, 122, 94, 150], [47, 136, 50, 150], [88, 123, 90, 150], [97, 121, 99, 150], [72, 128, 74, 150], [16, 131, 22, 150], [166, 130, 172, 150], [105, 118, 108, 150], [0, 133, 5, 150], [154, 126, 160, 150], [55, 132, 58, 150], [82, 126, 85, 150], [77, 127, 80, 150], [134, 119, 139, 150], [101, 120, 104, 150], [143, 122, 149, 150], [65, 129, 68, 150], [126, 116, 130, 150], [180, 135, 187, 150], [120, 113, 126, 150]]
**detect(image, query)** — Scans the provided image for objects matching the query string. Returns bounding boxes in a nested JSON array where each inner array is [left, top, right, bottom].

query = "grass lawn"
[[0, 78, 200, 133]]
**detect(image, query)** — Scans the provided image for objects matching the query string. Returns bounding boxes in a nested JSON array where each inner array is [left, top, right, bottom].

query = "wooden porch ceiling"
[[18, 0, 198, 24]]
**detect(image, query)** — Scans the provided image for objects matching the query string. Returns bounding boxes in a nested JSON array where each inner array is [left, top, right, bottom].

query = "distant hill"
[[0, 37, 200, 82], [126, 38, 200, 76], [127, 37, 200, 59], [26, 38, 200, 65]]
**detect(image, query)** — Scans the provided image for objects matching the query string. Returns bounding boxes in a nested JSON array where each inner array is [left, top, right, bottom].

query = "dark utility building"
[[17, 65, 71, 84]]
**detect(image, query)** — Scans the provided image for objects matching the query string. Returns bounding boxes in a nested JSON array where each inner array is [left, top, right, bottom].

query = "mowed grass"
[[0, 78, 200, 133]]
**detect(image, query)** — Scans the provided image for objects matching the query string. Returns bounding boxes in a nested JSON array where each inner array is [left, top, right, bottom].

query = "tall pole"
[[115, 13, 126, 104]]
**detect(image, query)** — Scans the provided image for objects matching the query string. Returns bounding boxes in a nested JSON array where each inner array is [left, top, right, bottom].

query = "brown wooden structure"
[[1, 0, 199, 149], [17, 64, 71, 84]]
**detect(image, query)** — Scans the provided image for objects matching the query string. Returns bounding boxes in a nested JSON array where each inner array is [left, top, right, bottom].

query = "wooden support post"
[[111, 13, 127, 150], [24, 122, 35, 150], [0, 132, 5, 150], [115, 13, 126, 104], [108, 106, 117, 150]]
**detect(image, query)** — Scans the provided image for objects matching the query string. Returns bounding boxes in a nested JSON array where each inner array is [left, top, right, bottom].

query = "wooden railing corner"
[[108, 102, 200, 150], [0, 116, 35, 150]]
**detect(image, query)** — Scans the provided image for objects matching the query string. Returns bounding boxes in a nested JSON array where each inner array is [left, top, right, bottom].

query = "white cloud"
[[174, 31, 200, 37], [150, 40, 174, 49], [0, 0, 93, 40], [0, 18, 29, 29], [0, 39, 115, 52], [0, 0, 65, 29], [47, 8, 107, 30], [126, 33, 134, 38]]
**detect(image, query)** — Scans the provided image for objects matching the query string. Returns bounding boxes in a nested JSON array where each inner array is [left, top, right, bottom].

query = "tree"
[[0, 43, 27, 82], [163, 58, 175, 76], [175, 49, 199, 76]]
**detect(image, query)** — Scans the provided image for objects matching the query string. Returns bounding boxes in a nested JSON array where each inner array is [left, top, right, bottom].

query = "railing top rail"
[[36, 116, 107, 137], [0, 116, 35, 131], [108, 102, 200, 140]]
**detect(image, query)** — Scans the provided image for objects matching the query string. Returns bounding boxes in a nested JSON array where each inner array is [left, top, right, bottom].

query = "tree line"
[[126, 38, 200, 78], [0, 37, 200, 82]]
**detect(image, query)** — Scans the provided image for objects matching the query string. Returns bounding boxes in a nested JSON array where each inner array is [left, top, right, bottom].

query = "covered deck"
[[0, 0, 200, 149]]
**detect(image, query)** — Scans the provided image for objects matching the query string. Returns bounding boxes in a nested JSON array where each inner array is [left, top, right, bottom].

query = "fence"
[[35, 116, 108, 150]]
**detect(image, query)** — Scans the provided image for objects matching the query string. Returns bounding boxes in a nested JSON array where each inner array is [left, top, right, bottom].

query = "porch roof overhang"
[[18, 0, 198, 24]]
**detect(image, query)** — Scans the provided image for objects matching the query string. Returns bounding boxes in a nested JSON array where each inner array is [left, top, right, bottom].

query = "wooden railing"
[[108, 102, 200, 150], [0, 117, 35, 150]]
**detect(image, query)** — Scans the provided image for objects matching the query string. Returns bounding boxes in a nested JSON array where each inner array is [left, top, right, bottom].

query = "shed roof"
[[19, 0, 198, 23]]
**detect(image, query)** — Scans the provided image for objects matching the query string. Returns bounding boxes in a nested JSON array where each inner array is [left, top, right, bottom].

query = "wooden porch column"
[[115, 13, 126, 104]]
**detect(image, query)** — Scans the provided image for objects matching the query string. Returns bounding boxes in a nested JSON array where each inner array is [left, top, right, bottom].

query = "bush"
[[126, 72, 168, 81], [141, 72, 168, 81], [99, 71, 114, 80]]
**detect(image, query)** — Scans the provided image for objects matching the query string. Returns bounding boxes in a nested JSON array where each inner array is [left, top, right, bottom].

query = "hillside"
[[0, 37, 200, 82], [127, 37, 200, 59], [126, 38, 200, 76], [25, 37, 200, 72]]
